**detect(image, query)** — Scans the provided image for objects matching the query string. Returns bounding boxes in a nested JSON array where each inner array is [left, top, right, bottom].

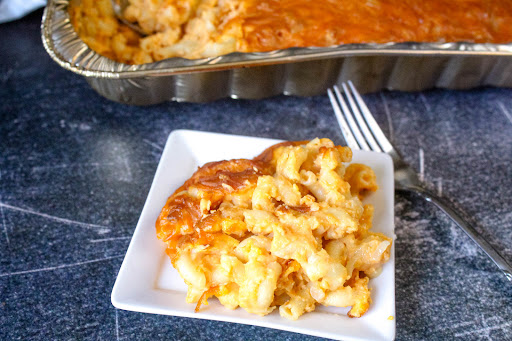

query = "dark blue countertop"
[[1, 9, 511, 341]]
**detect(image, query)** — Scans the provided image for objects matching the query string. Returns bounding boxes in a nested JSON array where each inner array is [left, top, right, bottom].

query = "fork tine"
[[327, 88, 360, 150], [347, 81, 394, 153], [332, 85, 371, 151], [341, 83, 383, 153]]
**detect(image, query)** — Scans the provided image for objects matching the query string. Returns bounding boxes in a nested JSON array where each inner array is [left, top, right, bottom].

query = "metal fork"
[[328, 81, 512, 281]]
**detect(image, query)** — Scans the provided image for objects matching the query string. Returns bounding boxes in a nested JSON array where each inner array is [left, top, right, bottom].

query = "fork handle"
[[397, 186, 512, 282]]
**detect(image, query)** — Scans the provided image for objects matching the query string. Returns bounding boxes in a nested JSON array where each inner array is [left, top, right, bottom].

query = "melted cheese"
[[70, 0, 512, 63], [155, 138, 392, 320]]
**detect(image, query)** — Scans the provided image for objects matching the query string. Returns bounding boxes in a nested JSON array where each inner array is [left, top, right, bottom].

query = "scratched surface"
[[1, 10, 512, 341]]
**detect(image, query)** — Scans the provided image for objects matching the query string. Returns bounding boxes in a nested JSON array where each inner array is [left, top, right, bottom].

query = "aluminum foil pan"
[[42, 0, 512, 104]]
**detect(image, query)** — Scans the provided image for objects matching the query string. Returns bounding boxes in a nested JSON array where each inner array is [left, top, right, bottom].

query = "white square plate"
[[111, 130, 396, 341]]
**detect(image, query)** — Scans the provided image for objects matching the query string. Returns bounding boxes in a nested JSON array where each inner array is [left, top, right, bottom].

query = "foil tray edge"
[[42, 0, 512, 104]]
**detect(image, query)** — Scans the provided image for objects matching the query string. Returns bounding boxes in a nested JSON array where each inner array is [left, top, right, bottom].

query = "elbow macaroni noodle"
[[156, 138, 392, 320]]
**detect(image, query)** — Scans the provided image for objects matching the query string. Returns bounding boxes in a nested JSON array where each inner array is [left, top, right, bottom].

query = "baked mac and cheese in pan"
[[156, 139, 392, 320], [70, 0, 512, 64]]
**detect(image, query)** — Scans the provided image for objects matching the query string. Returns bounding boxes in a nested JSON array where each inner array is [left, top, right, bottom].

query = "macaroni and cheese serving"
[[156, 138, 392, 320], [69, 0, 512, 64]]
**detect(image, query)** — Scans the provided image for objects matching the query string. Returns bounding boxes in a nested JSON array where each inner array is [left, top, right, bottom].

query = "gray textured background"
[[1, 9, 511, 341]]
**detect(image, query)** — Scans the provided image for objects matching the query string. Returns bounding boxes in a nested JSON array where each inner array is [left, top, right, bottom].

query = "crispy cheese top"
[[71, 0, 512, 63]]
